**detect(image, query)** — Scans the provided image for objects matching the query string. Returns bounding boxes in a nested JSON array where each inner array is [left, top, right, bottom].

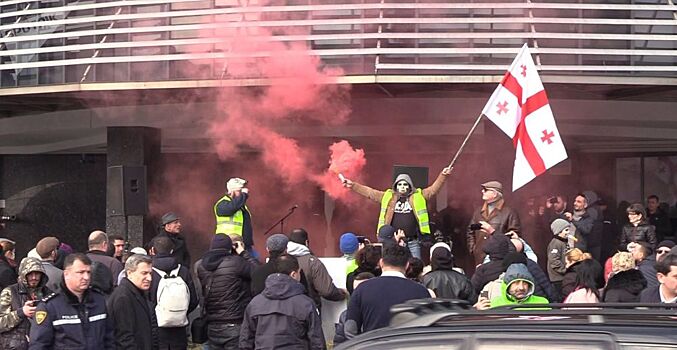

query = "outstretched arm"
[[422, 166, 452, 199], [342, 178, 385, 203]]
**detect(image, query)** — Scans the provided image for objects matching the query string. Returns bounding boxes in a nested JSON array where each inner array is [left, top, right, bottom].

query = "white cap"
[[227, 178, 247, 193], [130, 247, 147, 255]]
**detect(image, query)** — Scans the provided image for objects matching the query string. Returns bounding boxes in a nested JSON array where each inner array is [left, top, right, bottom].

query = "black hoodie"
[[240, 273, 325, 350]]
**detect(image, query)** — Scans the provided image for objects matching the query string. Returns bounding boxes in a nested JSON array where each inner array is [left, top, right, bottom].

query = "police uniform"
[[29, 285, 114, 350]]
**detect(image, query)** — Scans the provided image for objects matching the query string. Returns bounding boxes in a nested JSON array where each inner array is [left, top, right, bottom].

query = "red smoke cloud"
[[200, 3, 355, 190], [317, 140, 367, 201]]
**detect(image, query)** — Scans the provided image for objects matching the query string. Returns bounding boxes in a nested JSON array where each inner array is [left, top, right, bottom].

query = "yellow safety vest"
[[214, 195, 250, 236], [377, 189, 430, 235]]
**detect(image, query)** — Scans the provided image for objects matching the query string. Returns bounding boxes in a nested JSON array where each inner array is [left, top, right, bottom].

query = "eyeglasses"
[[627, 212, 641, 216], [657, 249, 671, 254], [481, 188, 494, 193]]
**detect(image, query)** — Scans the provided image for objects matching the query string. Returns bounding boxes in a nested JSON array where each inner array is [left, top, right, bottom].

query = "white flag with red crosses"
[[481, 44, 568, 191]]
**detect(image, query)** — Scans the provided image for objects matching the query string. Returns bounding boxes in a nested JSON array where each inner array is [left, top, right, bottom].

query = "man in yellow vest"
[[342, 167, 452, 259], [214, 177, 254, 254]]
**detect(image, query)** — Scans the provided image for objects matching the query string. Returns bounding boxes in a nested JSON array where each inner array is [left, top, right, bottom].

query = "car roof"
[[336, 300, 677, 350]]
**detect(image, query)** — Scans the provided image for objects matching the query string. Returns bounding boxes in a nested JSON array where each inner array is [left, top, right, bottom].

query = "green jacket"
[[490, 281, 549, 308], [490, 263, 549, 308]]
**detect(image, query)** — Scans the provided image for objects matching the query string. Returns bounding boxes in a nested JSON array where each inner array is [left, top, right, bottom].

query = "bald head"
[[88, 230, 109, 251]]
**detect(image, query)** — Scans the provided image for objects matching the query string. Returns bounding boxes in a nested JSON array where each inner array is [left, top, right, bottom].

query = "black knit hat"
[[210, 234, 232, 251]]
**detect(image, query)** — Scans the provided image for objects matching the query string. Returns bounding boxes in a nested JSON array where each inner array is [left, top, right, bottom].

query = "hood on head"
[[286, 241, 310, 257], [431, 247, 454, 271], [483, 235, 511, 260], [503, 263, 535, 301], [262, 273, 306, 300], [392, 174, 414, 196], [18, 257, 47, 287]]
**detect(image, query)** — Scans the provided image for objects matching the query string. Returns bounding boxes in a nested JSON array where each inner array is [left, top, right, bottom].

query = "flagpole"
[[447, 113, 484, 168]]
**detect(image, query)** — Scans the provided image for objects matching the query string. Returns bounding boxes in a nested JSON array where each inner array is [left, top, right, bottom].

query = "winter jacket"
[[648, 208, 671, 242], [603, 269, 647, 303], [149, 255, 198, 349], [240, 273, 325, 350], [0, 258, 52, 350], [637, 255, 659, 290], [639, 286, 664, 303], [470, 235, 511, 293], [547, 236, 568, 282], [490, 264, 549, 307], [0, 257, 18, 291], [251, 260, 277, 297], [561, 260, 590, 298], [564, 288, 599, 303], [107, 277, 158, 350], [524, 259, 557, 302], [467, 199, 521, 264], [423, 269, 475, 304], [29, 280, 114, 350], [40, 261, 62, 293], [350, 170, 449, 235], [196, 248, 258, 324], [620, 221, 657, 250], [286, 242, 345, 308], [86, 250, 124, 288], [571, 210, 594, 251], [154, 230, 192, 268]]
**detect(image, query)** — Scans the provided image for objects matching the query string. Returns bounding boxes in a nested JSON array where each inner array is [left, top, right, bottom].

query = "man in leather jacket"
[[467, 181, 521, 265]]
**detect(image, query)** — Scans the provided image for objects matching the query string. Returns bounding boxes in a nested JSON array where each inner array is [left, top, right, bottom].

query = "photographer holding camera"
[[196, 233, 260, 349], [466, 181, 521, 266]]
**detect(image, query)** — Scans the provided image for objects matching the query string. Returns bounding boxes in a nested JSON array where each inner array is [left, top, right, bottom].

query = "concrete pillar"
[[106, 127, 160, 248]]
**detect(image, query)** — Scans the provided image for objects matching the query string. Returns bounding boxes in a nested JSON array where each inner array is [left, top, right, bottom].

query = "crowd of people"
[[0, 174, 676, 349]]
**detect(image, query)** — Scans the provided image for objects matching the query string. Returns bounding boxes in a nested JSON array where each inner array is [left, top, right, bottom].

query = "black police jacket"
[[28, 280, 114, 350]]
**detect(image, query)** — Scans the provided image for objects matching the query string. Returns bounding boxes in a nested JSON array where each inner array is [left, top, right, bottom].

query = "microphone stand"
[[263, 205, 298, 236]]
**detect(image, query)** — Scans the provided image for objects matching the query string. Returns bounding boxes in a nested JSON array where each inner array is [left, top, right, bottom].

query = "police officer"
[[29, 253, 114, 350], [214, 177, 254, 251]]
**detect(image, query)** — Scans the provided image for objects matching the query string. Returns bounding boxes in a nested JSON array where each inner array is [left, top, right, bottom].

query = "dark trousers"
[[207, 323, 241, 350], [158, 326, 188, 350]]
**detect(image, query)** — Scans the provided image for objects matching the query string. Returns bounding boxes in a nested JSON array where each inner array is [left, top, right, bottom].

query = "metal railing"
[[0, 0, 675, 89]]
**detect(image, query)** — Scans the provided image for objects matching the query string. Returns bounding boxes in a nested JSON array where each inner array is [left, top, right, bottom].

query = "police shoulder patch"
[[41, 292, 57, 303], [35, 311, 47, 325]]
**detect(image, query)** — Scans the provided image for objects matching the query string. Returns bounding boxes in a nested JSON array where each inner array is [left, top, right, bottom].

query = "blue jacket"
[[29, 281, 114, 350]]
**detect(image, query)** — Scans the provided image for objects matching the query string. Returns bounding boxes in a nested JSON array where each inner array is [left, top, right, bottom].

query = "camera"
[[469, 223, 482, 231], [356, 236, 370, 244], [548, 197, 558, 204], [0, 215, 16, 222]]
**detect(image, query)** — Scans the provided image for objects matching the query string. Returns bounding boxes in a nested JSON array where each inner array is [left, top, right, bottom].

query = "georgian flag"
[[482, 44, 568, 191]]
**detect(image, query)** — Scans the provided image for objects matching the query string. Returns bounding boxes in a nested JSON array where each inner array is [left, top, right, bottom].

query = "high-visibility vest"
[[214, 195, 249, 236], [377, 188, 430, 235]]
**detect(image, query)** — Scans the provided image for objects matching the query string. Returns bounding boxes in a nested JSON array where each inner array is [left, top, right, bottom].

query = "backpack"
[[153, 264, 190, 327]]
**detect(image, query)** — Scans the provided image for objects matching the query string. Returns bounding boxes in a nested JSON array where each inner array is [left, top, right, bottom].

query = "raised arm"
[[421, 167, 452, 200]]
